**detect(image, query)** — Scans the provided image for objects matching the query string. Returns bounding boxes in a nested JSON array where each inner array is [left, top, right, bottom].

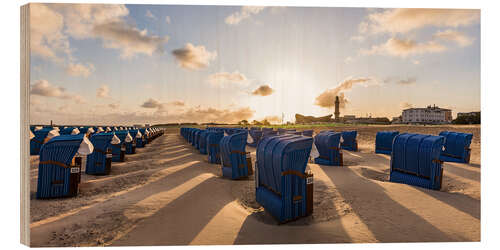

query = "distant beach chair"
[[86, 132, 115, 175], [375, 131, 399, 155], [198, 130, 208, 154], [206, 131, 224, 164], [313, 131, 343, 166], [219, 131, 252, 179], [248, 130, 263, 147], [302, 130, 314, 137], [127, 130, 140, 154], [30, 128, 59, 155], [341, 131, 358, 151], [111, 131, 129, 162], [439, 131, 473, 163], [255, 134, 314, 223], [390, 133, 445, 190], [36, 134, 93, 198]]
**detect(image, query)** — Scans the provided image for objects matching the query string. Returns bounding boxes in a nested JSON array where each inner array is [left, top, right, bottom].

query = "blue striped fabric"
[[314, 131, 342, 166], [340, 131, 358, 151], [375, 131, 399, 155], [30, 128, 53, 155], [86, 133, 114, 175], [439, 131, 473, 163], [255, 134, 313, 223], [219, 131, 249, 179], [112, 131, 129, 162], [36, 134, 85, 198], [390, 133, 445, 190]]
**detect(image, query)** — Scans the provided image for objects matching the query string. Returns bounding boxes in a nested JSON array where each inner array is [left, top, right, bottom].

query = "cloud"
[[168, 100, 185, 106], [360, 8, 479, 34], [140, 98, 163, 109], [171, 43, 217, 70], [30, 4, 70, 62], [145, 10, 156, 19], [397, 77, 417, 85], [108, 103, 120, 109], [52, 3, 129, 39], [262, 115, 281, 124], [165, 16, 171, 24], [225, 6, 267, 25], [400, 102, 413, 109], [251, 85, 274, 96], [65, 62, 95, 77], [360, 37, 447, 57], [30, 79, 86, 104], [350, 35, 365, 42], [208, 71, 248, 85], [315, 77, 374, 109], [93, 21, 169, 58], [30, 4, 167, 65], [96, 84, 110, 98], [433, 29, 474, 47], [174, 106, 255, 124]]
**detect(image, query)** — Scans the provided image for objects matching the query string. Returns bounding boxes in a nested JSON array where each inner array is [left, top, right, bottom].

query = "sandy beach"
[[29, 125, 480, 246]]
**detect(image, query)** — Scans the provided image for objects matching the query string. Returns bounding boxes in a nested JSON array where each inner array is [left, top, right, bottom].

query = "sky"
[[29, 4, 481, 125]]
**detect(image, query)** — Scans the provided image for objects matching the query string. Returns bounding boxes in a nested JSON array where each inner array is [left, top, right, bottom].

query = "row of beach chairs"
[[373, 130, 473, 190], [181, 127, 315, 223], [181, 127, 474, 222], [33, 125, 164, 199]]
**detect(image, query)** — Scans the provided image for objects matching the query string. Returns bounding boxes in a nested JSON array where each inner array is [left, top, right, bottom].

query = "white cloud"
[[31, 4, 168, 61], [30, 3, 70, 62], [208, 71, 248, 85], [360, 8, 479, 34], [96, 85, 110, 98], [360, 37, 447, 57], [171, 43, 217, 70], [30, 79, 86, 104], [65, 62, 95, 77], [350, 35, 365, 42], [433, 29, 474, 47], [145, 10, 157, 19], [225, 6, 267, 25], [93, 21, 169, 59]]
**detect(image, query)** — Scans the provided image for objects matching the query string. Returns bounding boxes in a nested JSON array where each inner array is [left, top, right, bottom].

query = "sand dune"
[[29, 126, 480, 246]]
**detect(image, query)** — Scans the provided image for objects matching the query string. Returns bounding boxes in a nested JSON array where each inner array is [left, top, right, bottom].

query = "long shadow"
[[30, 160, 211, 246], [112, 176, 233, 246], [319, 166, 458, 242], [443, 163, 480, 182], [233, 178, 353, 244], [408, 184, 480, 220]]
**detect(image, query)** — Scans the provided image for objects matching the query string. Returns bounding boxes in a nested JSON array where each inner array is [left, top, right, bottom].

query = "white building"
[[402, 105, 452, 124]]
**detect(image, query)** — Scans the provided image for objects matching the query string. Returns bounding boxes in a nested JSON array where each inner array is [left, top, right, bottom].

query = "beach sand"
[[29, 125, 480, 246]]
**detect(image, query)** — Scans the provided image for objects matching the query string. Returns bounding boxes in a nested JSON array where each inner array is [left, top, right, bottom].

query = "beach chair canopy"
[[255, 134, 313, 222], [37, 134, 93, 198], [439, 131, 473, 163], [219, 131, 250, 179], [313, 131, 342, 166], [390, 133, 445, 190], [375, 131, 399, 155], [341, 131, 358, 151]]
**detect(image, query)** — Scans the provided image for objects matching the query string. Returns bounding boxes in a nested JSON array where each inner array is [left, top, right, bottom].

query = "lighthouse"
[[334, 96, 340, 121]]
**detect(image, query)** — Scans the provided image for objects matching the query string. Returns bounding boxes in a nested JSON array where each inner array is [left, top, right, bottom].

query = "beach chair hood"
[[110, 134, 121, 144]]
